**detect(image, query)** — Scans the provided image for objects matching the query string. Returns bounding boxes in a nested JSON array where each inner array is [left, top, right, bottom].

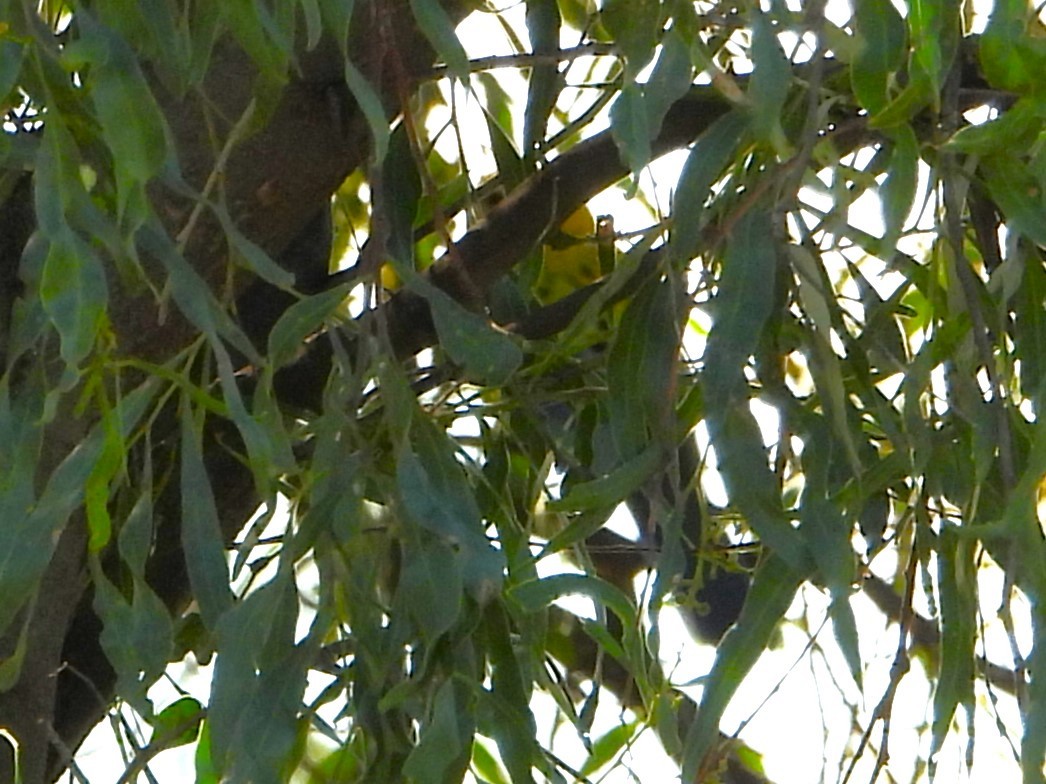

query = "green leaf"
[[748, 12, 791, 148], [704, 209, 809, 569], [670, 110, 749, 261], [403, 678, 475, 784], [610, 82, 650, 177], [479, 73, 527, 187], [425, 284, 524, 386], [321, 0, 355, 51], [929, 527, 977, 778], [471, 739, 513, 784], [851, 0, 906, 114], [397, 420, 506, 598], [580, 720, 638, 776], [39, 230, 107, 372], [152, 697, 204, 748], [641, 28, 694, 141], [868, 73, 934, 129], [704, 209, 776, 399], [607, 276, 681, 459], [0, 379, 155, 638], [384, 124, 423, 269], [798, 417, 860, 685], [267, 282, 351, 369], [610, 29, 693, 175], [549, 443, 663, 513], [138, 219, 260, 364], [299, 0, 322, 50], [344, 58, 390, 163], [946, 97, 1044, 155], [1015, 247, 1046, 407], [0, 38, 24, 104], [208, 574, 307, 783], [396, 532, 464, 641], [71, 14, 169, 217], [0, 613, 30, 691], [681, 555, 808, 781], [509, 572, 635, 623], [982, 154, 1046, 247], [476, 605, 540, 784], [979, 0, 1046, 93], [523, 0, 562, 158], [179, 404, 234, 630], [908, 0, 958, 101], [880, 125, 919, 256], [221, 0, 291, 82], [92, 560, 174, 715], [215, 207, 296, 290], [410, 0, 470, 80], [601, 0, 661, 77]]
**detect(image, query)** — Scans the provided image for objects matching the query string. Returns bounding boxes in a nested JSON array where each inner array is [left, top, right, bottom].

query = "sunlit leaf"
[[580, 720, 638, 776], [980, 0, 1046, 92], [152, 697, 204, 748]]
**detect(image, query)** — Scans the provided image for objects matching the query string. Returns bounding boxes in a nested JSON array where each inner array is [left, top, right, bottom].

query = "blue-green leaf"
[[425, 284, 524, 386], [267, 283, 351, 370], [209, 576, 308, 784], [681, 555, 808, 780], [39, 230, 107, 372], [179, 405, 233, 630], [880, 125, 919, 257], [601, 0, 661, 77], [929, 526, 977, 778], [398, 419, 505, 598], [410, 0, 469, 80], [523, 0, 562, 158], [607, 275, 681, 459], [344, 58, 390, 163], [403, 679, 475, 784], [748, 13, 790, 148], [396, 533, 463, 640], [671, 110, 749, 261]]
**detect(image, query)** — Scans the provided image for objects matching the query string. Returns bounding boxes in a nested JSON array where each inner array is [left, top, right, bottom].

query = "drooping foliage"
[[1, 1, 1046, 783]]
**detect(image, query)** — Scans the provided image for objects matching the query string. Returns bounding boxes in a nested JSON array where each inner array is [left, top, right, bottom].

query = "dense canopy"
[[1, 1, 1045, 782]]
